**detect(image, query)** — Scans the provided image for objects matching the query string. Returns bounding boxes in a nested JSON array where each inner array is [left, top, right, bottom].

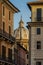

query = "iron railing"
[[0, 55, 25, 65], [0, 29, 15, 43], [33, 17, 43, 22], [0, 56, 15, 64]]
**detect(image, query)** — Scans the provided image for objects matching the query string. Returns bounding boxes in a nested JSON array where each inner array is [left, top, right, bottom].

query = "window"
[[37, 41, 41, 49], [37, 8, 42, 21], [37, 28, 41, 34], [5, 63, 8, 65], [14, 48, 18, 53], [9, 26, 11, 35], [27, 55, 28, 59], [2, 46, 6, 59], [27, 64, 28, 65], [36, 62, 41, 65], [8, 48, 12, 60], [9, 11, 11, 20], [3, 22, 5, 32], [3, 6, 5, 16]]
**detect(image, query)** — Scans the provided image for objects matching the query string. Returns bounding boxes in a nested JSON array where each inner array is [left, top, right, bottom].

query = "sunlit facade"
[[0, 0, 19, 65], [27, 0, 43, 65]]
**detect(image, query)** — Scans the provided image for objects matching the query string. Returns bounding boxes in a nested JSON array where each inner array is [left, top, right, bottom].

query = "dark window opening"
[[27, 64, 28, 65], [3, 6, 5, 16], [9, 11, 11, 20], [37, 28, 41, 34], [37, 41, 41, 49], [27, 55, 28, 59], [9, 26, 11, 35], [36, 62, 41, 65], [2, 46, 6, 59], [8, 48, 12, 60], [37, 8, 42, 21], [4, 63, 8, 65], [3, 22, 5, 32]]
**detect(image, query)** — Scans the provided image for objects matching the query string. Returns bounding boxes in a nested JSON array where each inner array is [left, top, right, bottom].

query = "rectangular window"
[[3, 22, 5, 32], [37, 41, 41, 49], [37, 8, 42, 21], [2, 46, 6, 59], [27, 64, 28, 65], [36, 62, 41, 65], [8, 48, 12, 60], [37, 28, 41, 34], [9, 11, 11, 20], [3, 6, 5, 16], [27, 54, 28, 59], [9, 26, 11, 35]]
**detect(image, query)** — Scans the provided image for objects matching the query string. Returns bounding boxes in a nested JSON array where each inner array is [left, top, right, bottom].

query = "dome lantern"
[[19, 16, 24, 28]]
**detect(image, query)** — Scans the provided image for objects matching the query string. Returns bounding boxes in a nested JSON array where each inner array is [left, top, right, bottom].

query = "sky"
[[9, 0, 36, 29]]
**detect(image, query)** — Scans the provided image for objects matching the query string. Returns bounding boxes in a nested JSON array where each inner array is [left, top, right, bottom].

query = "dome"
[[14, 19, 29, 50], [14, 19, 29, 40], [14, 27, 29, 40]]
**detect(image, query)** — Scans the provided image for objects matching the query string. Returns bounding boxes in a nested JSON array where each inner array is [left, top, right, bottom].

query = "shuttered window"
[[8, 48, 12, 60], [2, 46, 6, 59], [37, 8, 42, 21]]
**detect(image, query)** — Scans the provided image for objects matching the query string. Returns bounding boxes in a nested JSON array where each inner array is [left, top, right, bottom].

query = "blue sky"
[[10, 0, 36, 29]]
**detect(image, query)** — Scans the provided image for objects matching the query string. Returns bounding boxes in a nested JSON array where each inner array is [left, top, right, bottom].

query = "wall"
[[31, 26, 43, 65], [32, 5, 43, 22]]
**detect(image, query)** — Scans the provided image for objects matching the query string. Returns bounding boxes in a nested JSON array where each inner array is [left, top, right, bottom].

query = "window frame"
[[2, 46, 6, 59], [37, 8, 42, 21], [37, 41, 41, 49], [27, 54, 28, 59], [3, 6, 5, 16], [9, 26, 11, 35], [37, 28, 41, 35], [8, 48, 12, 60], [9, 11, 11, 20], [3, 22, 5, 32], [36, 61, 41, 65]]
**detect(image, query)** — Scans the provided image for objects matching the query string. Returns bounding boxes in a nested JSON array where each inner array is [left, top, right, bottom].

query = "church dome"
[[14, 18, 29, 50], [14, 19, 29, 40]]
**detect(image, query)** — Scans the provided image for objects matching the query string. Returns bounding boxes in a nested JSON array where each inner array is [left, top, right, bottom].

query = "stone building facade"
[[27, 0, 43, 65]]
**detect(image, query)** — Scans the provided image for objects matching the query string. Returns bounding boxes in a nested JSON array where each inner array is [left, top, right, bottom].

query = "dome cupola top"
[[19, 16, 24, 28]]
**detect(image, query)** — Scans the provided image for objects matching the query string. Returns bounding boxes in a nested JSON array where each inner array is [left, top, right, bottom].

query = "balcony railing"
[[0, 29, 15, 43], [0, 56, 15, 64], [33, 17, 43, 22], [0, 55, 26, 65]]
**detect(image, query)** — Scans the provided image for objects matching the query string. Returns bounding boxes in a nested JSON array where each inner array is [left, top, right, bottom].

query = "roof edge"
[[27, 1, 43, 11], [3, 0, 20, 12], [8, 0, 20, 12]]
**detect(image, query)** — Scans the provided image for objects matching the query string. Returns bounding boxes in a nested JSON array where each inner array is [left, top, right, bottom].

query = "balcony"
[[0, 29, 15, 44], [0, 56, 15, 64], [34, 17, 43, 22]]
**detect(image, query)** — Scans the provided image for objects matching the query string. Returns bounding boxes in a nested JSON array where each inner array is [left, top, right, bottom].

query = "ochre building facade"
[[0, 0, 19, 65]]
